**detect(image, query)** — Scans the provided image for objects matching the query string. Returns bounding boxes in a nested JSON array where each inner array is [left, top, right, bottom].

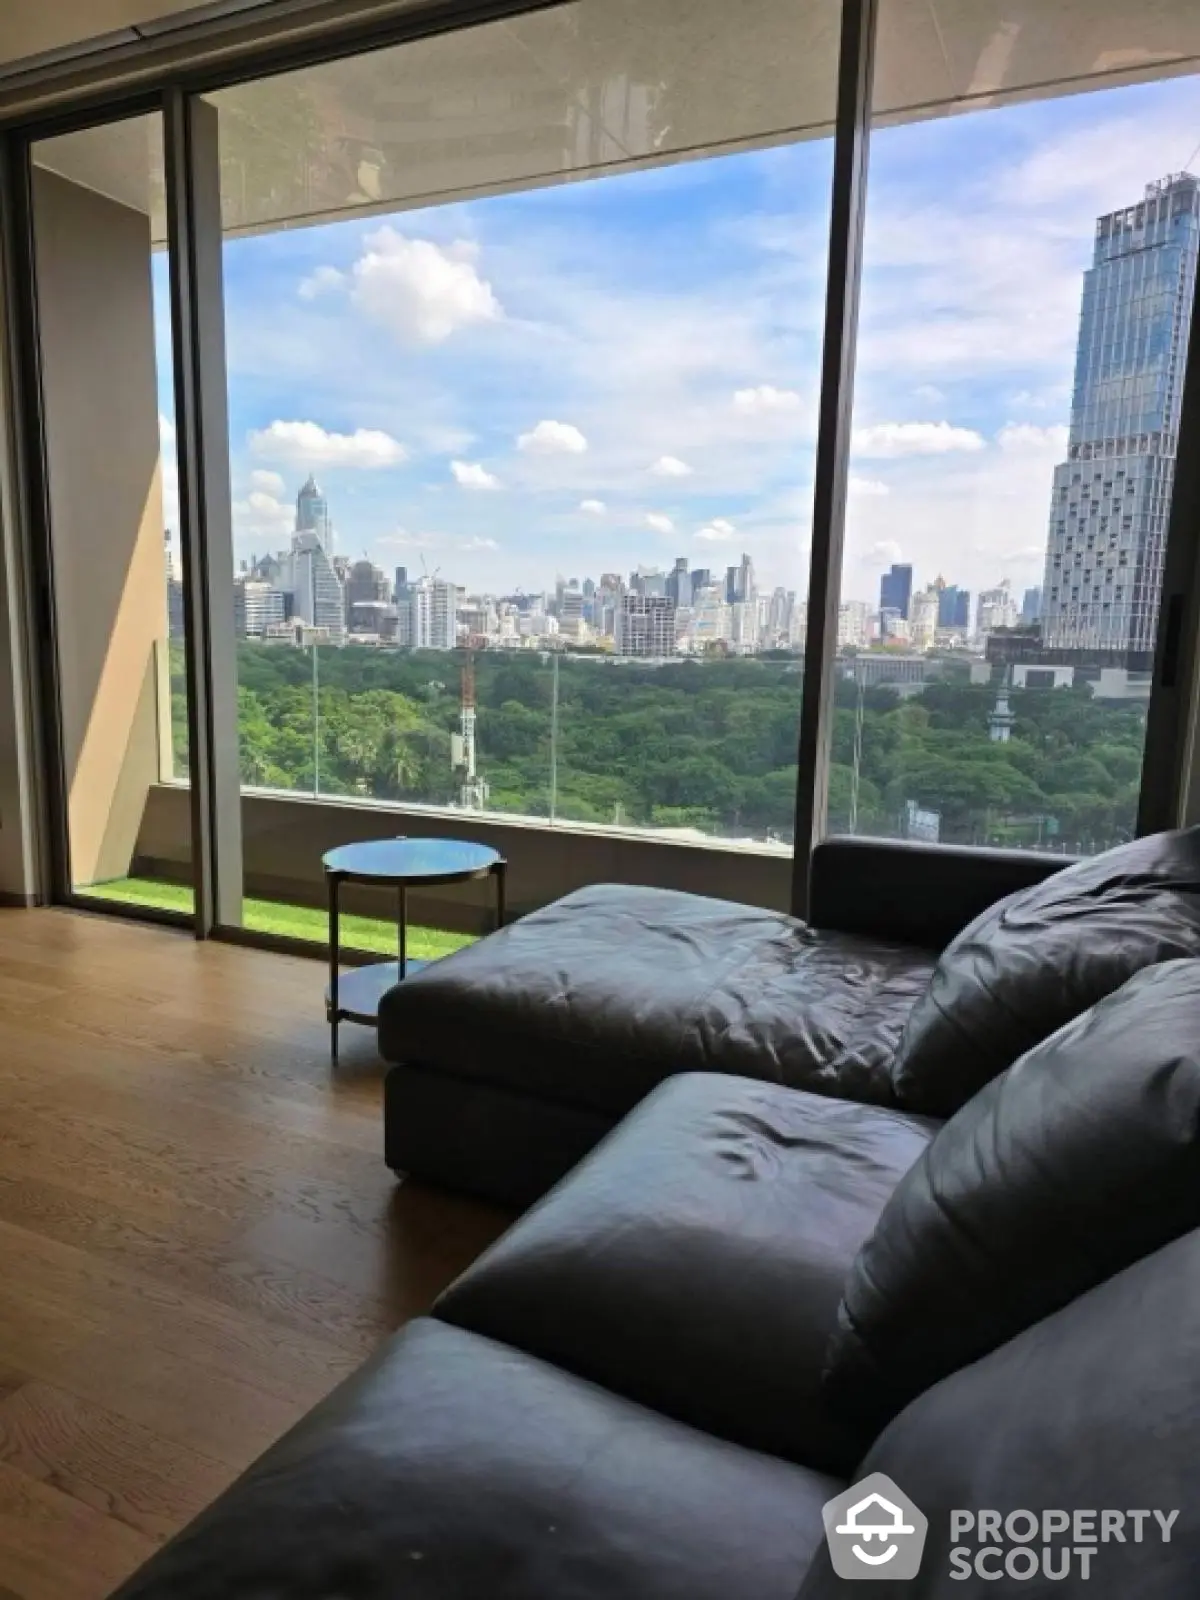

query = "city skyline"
[[232, 467, 1024, 643], [150, 71, 1200, 607]]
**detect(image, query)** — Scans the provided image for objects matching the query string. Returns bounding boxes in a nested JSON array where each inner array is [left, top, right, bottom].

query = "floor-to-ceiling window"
[[27, 113, 195, 919], [825, 0, 1200, 854], [196, 0, 838, 937], [14, 0, 1200, 945]]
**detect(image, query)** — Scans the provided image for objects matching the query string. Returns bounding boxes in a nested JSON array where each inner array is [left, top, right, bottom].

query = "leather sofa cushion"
[[437, 1071, 935, 1475], [110, 1318, 840, 1600], [800, 1229, 1200, 1599], [890, 826, 1200, 1117], [825, 959, 1200, 1440], [809, 836, 1067, 950], [379, 884, 935, 1115]]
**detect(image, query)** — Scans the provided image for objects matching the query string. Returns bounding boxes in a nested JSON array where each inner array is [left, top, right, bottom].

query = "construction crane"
[[451, 651, 490, 810]]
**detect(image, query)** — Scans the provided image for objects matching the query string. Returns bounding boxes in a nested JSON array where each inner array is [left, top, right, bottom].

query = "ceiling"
[[0, 0, 269, 68], [27, 0, 1200, 243]]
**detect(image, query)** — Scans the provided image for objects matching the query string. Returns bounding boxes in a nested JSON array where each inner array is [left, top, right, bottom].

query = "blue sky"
[[158, 70, 1200, 605]]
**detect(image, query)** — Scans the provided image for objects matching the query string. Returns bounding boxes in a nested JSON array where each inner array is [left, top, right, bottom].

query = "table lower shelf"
[[326, 959, 430, 1026]]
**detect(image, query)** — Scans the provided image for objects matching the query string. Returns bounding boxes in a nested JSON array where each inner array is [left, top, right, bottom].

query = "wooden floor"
[[0, 906, 510, 1600]]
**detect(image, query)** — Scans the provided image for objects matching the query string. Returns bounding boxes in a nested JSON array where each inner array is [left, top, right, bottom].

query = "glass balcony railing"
[[229, 642, 801, 853]]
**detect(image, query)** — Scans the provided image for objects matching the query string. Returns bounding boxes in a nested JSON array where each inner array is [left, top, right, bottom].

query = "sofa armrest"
[[809, 836, 1072, 951]]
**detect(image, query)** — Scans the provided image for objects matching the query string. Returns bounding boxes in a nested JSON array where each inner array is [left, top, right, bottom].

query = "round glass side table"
[[322, 837, 505, 1060]]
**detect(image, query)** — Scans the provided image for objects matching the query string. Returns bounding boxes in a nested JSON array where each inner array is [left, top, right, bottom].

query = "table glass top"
[[322, 837, 501, 881]]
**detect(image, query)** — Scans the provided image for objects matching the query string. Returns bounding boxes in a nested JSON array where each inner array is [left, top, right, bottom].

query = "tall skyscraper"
[[296, 474, 331, 548], [290, 531, 346, 644], [666, 557, 692, 610], [880, 563, 913, 620], [408, 575, 457, 649], [1021, 586, 1043, 625], [1042, 172, 1200, 657], [938, 584, 971, 630]]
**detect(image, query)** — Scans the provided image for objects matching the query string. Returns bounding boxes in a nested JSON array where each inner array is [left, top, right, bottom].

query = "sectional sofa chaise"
[[110, 828, 1200, 1599]]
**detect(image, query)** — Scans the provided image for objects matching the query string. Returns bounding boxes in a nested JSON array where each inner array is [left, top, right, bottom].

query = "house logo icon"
[[821, 1473, 928, 1580]]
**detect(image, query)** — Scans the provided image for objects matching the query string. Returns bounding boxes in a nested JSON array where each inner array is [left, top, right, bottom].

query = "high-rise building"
[[616, 594, 676, 657], [1021, 586, 1043, 624], [289, 530, 347, 645], [976, 580, 1020, 640], [1042, 172, 1200, 657], [408, 575, 457, 650], [689, 584, 729, 650], [880, 563, 913, 620], [666, 557, 692, 610], [938, 584, 971, 630], [837, 600, 870, 650], [344, 559, 390, 628], [722, 553, 757, 609], [909, 586, 940, 652], [560, 586, 585, 640], [296, 474, 331, 548], [764, 587, 794, 648], [234, 577, 286, 638], [690, 567, 712, 595]]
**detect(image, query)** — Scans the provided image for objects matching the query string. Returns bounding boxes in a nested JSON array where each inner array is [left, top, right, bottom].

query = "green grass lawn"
[[84, 877, 475, 961]]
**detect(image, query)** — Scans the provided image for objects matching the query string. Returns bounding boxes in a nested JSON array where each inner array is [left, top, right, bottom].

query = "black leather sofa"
[[110, 828, 1200, 1600], [379, 838, 1062, 1206]]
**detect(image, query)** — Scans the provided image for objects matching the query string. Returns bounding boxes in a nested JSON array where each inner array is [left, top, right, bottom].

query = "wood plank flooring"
[[0, 906, 510, 1600]]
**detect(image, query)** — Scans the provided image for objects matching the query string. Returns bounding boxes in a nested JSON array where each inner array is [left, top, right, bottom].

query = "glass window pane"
[[29, 114, 194, 914], [203, 0, 837, 938], [829, 0, 1200, 853]]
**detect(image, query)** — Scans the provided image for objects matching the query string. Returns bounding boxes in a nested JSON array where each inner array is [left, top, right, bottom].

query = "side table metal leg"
[[398, 882, 408, 981], [328, 872, 340, 1063], [495, 860, 507, 931]]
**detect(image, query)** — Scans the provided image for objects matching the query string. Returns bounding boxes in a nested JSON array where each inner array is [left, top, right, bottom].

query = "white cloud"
[[298, 265, 345, 301], [249, 419, 407, 469], [650, 455, 694, 479], [849, 476, 891, 497], [159, 412, 176, 446], [419, 424, 477, 456], [518, 419, 588, 455], [451, 459, 501, 491], [377, 528, 439, 550], [696, 518, 737, 543], [579, 498, 607, 516], [913, 384, 945, 403], [250, 468, 286, 496], [852, 421, 986, 458], [733, 385, 803, 415], [867, 539, 903, 568], [459, 536, 499, 552], [349, 228, 502, 344], [996, 422, 1070, 455], [644, 512, 675, 534], [232, 488, 294, 542]]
